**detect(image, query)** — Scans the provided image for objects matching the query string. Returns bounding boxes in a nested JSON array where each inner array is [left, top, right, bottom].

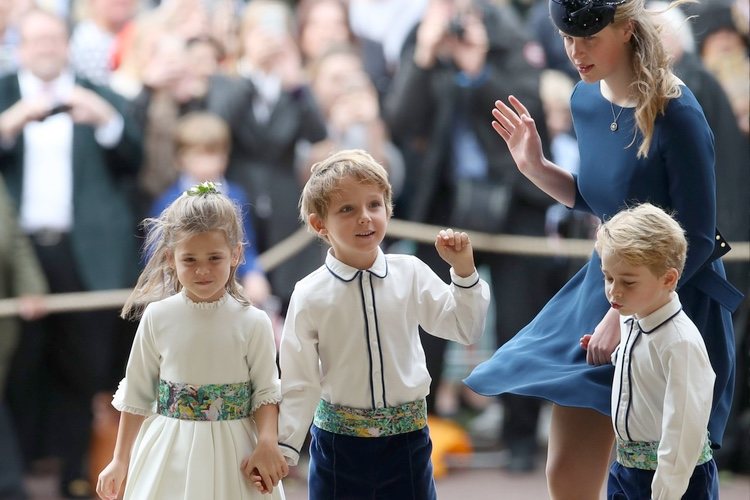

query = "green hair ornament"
[[186, 181, 222, 197]]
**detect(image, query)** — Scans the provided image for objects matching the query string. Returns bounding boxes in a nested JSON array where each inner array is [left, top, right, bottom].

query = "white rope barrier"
[[0, 219, 746, 317]]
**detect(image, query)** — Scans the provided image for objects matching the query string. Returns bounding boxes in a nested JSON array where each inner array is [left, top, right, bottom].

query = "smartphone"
[[259, 7, 287, 36], [43, 104, 72, 120]]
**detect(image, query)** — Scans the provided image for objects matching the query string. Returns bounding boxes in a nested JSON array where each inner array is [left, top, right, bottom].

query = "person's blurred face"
[[701, 29, 746, 60], [178, 144, 229, 182], [90, 0, 137, 30], [240, 3, 291, 65], [187, 40, 221, 79], [0, 0, 12, 30], [299, 0, 350, 61], [19, 12, 69, 81], [312, 51, 363, 113], [543, 99, 573, 137]]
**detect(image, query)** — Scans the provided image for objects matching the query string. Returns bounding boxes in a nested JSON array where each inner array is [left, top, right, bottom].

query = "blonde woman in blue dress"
[[96, 183, 287, 500], [465, 0, 743, 498]]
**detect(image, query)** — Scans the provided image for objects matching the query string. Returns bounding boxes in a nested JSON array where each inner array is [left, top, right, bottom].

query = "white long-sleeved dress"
[[113, 291, 284, 499]]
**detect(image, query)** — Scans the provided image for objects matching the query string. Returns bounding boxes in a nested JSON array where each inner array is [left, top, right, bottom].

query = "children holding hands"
[[595, 203, 717, 500], [275, 149, 489, 499], [98, 148, 489, 499]]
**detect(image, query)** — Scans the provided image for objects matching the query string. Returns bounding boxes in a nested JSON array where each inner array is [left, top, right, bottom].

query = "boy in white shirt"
[[273, 149, 489, 499], [591, 203, 717, 499]]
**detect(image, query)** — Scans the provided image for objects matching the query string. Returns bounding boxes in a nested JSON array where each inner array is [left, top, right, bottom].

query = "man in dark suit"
[[0, 8, 142, 498], [385, 0, 554, 472]]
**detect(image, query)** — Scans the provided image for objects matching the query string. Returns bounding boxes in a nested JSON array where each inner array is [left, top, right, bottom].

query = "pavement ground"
[[24, 451, 750, 499]]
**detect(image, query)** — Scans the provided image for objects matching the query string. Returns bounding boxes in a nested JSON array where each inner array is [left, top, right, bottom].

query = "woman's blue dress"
[[464, 82, 743, 448]]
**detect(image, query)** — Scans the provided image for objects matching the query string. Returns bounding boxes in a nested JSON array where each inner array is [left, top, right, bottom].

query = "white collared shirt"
[[18, 69, 75, 233], [611, 292, 715, 500], [16, 69, 124, 233], [236, 59, 281, 123], [278, 247, 490, 464]]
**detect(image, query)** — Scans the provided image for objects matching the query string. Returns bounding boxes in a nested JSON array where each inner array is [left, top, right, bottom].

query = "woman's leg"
[[546, 405, 614, 500]]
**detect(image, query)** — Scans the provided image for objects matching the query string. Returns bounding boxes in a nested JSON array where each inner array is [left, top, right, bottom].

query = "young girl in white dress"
[[96, 182, 287, 500]]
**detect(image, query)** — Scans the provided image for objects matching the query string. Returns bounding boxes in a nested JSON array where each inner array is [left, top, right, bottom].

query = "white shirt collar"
[[632, 292, 682, 334], [18, 68, 75, 102], [324, 247, 388, 282]]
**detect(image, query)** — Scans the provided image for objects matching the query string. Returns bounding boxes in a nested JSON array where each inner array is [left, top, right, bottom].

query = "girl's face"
[[561, 23, 632, 83], [169, 230, 240, 302], [309, 176, 388, 270], [600, 250, 677, 318]]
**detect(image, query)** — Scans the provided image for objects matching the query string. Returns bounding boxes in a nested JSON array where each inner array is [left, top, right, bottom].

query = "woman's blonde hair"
[[595, 202, 687, 277], [615, 0, 694, 157], [122, 188, 248, 319], [299, 149, 393, 241]]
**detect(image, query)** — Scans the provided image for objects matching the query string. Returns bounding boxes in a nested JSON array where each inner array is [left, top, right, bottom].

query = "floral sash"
[[313, 399, 427, 438], [616, 436, 713, 470], [157, 379, 251, 421]]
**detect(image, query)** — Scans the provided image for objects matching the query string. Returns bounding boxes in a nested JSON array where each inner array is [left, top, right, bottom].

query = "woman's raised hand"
[[491, 95, 545, 175]]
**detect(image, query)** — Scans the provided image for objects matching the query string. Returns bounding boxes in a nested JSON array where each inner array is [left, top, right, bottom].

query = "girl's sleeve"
[[652, 339, 714, 499], [413, 257, 491, 345], [246, 310, 281, 413], [277, 290, 322, 465], [112, 306, 161, 416], [661, 103, 716, 285]]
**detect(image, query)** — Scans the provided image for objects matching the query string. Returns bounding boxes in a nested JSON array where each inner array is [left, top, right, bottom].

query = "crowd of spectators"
[[0, 0, 746, 498]]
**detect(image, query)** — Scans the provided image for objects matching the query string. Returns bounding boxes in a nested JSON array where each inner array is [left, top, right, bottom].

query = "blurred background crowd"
[[0, 0, 747, 498]]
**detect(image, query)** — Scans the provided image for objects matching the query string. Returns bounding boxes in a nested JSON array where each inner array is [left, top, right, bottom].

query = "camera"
[[447, 13, 466, 39], [40, 103, 72, 121]]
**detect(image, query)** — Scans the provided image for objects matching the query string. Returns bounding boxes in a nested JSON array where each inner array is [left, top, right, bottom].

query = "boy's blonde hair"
[[122, 187, 248, 319], [595, 202, 687, 277], [174, 111, 231, 154], [299, 149, 393, 239]]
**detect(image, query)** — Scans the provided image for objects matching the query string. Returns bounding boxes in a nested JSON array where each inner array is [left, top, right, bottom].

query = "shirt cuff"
[[95, 112, 124, 148], [450, 268, 480, 288], [279, 443, 300, 466]]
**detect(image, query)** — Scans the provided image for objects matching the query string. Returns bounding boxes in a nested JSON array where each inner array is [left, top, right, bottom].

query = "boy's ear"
[[663, 268, 679, 290], [308, 213, 327, 236]]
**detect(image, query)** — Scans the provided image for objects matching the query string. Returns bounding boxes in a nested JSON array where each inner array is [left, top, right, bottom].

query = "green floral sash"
[[313, 399, 427, 438], [157, 379, 251, 421], [616, 436, 713, 470]]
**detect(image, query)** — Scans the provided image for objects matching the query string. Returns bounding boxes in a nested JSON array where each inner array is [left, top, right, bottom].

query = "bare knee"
[[545, 405, 614, 500]]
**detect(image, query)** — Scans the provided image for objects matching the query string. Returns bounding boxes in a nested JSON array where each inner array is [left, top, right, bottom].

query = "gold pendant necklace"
[[610, 101, 625, 132]]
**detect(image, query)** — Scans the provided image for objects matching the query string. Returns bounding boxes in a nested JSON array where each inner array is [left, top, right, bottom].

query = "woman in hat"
[[464, 0, 743, 497]]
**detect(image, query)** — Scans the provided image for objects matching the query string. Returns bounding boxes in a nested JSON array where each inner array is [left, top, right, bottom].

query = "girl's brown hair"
[[122, 188, 248, 319]]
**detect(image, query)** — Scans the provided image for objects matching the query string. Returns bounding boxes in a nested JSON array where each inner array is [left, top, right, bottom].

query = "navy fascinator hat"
[[549, 0, 627, 37]]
